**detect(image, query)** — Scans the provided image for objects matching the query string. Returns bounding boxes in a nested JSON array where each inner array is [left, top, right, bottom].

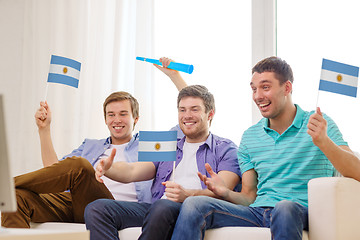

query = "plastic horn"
[[136, 57, 194, 74]]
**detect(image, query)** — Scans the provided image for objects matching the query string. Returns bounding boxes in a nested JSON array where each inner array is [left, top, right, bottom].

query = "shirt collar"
[[105, 133, 138, 149], [263, 104, 305, 130], [127, 133, 138, 149], [177, 132, 213, 151], [105, 137, 111, 145], [292, 104, 305, 129]]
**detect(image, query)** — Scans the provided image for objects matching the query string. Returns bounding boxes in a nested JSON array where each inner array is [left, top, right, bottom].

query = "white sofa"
[[30, 176, 360, 240]]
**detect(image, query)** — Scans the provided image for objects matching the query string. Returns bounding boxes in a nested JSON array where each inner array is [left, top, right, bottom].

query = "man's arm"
[[308, 107, 360, 181], [162, 169, 240, 202], [154, 57, 188, 91], [198, 163, 257, 206], [35, 101, 59, 167], [95, 148, 156, 183]]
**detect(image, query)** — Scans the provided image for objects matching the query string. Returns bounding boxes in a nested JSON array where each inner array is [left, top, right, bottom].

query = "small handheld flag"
[[319, 58, 359, 98], [136, 57, 194, 74], [138, 131, 177, 162], [47, 55, 81, 88]]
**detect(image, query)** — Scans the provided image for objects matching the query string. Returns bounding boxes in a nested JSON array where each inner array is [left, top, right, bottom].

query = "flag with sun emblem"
[[319, 58, 359, 97], [138, 131, 177, 162], [47, 55, 81, 88]]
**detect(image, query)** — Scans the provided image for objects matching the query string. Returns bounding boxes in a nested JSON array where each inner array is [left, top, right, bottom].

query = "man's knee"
[[85, 199, 109, 221], [62, 157, 94, 175], [147, 199, 180, 220], [274, 200, 298, 211], [181, 196, 211, 216], [272, 200, 304, 219]]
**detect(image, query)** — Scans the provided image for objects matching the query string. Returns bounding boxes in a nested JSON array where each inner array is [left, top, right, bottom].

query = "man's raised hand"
[[95, 148, 116, 183], [35, 101, 51, 129], [197, 163, 230, 199]]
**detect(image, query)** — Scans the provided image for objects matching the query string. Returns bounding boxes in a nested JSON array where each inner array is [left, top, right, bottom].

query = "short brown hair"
[[252, 56, 294, 85], [177, 85, 215, 114], [103, 91, 139, 120]]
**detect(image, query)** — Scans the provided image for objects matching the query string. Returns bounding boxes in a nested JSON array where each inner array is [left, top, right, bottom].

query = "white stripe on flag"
[[138, 141, 177, 152], [49, 64, 80, 80], [320, 69, 358, 87]]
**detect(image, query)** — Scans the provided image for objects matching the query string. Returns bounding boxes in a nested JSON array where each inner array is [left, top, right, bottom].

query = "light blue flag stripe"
[[138, 151, 177, 162], [322, 59, 359, 77], [48, 73, 79, 88], [139, 131, 177, 142], [50, 55, 81, 71], [319, 80, 357, 97]]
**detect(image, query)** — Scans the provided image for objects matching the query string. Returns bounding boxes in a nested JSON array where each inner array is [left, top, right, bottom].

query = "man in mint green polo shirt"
[[170, 56, 360, 240]]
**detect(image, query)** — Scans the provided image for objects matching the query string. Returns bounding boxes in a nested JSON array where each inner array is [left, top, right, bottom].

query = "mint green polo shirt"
[[238, 105, 347, 207]]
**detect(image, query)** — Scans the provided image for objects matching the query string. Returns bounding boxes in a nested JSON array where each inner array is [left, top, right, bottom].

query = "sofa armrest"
[[308, 177, 360, 240]]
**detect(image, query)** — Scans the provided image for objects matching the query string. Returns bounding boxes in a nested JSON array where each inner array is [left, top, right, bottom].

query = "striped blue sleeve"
[[237, 140, 253, 175], [324, 114, 348, 146]]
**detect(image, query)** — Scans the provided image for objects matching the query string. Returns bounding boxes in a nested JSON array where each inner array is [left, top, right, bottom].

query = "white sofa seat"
[[308, 177, 360, 240], [31, 222, 309, 240], [31, 177, 360, 239], [30, 223, 309, 240]]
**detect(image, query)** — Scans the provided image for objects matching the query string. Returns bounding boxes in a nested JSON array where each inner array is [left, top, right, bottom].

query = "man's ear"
[[208, 109, 215, 121], [133, 117, 139, 129], [285, 80, 293, 95]]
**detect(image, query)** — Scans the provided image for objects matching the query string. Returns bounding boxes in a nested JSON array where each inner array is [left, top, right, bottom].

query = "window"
[[153, 0, 252, 145], [277, 0, 360, 151]]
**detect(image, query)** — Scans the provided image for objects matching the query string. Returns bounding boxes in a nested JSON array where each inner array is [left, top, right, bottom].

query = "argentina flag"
[[47, 55, 81, 88], [319, 58, 359, 97], [138, 131, 177, 162]]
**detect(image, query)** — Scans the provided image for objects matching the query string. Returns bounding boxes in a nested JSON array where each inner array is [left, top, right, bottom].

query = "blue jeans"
[[171, 196, 308, 240], [139, 199, 182, 240], [84, 199, 151, 240]]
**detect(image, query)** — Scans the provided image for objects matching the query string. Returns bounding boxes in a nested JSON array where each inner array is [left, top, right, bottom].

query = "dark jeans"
[[139, 199, 182, 240], [84, 199, 151, 240], [84, 198, 182, 240], [1, 157, 114, 228]]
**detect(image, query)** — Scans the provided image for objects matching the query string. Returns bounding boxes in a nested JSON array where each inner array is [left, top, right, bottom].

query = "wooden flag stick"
[[172, 161, 175, 181], [44, 82, 49, 101]]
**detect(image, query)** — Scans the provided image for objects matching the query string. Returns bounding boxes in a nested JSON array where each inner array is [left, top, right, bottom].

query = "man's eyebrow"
[[260, 80, 272, 84], [179, 105, 201, 108], [106, 110, 129, 114], [250, 80, 272, 86]]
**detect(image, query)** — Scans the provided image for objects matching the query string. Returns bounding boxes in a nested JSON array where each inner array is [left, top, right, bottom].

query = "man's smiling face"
[[178, 96, 213, 143], [105, 100, 138, 145], [251, 71, 289, 120]]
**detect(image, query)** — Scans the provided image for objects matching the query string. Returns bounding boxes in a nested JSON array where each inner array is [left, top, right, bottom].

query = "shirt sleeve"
[[237, 139, 254, 176], [216, 140, 241, 177], [324, 114, 348, 146]]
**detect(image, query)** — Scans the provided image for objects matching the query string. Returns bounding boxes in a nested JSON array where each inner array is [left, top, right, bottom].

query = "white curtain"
[[0, 0, 154, 176]]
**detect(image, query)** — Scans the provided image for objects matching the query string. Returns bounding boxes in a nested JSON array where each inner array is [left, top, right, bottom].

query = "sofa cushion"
[[31, 222, 309, 240]]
